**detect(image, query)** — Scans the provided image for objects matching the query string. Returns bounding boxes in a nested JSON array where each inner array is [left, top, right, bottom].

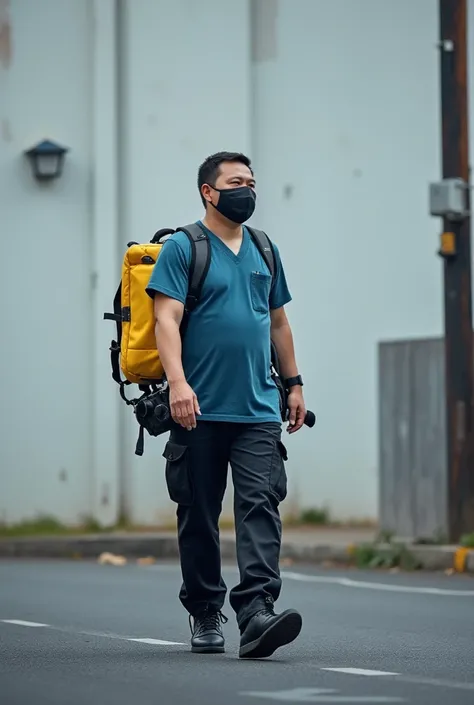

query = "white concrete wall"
[[251, 0, 446, 519], [118, 0, 252, 524], [0, 0, 94, 523], [2, 0, 473, 526]]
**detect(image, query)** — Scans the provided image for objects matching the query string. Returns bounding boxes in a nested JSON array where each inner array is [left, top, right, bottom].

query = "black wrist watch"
[[284, 375, 303, 390]]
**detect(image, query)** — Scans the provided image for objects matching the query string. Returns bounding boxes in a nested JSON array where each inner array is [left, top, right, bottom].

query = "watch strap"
[[285, 375, 303, 389]]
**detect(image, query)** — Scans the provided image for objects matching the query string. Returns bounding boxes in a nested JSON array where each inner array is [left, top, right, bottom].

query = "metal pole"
[[438, 0, 474, 542]]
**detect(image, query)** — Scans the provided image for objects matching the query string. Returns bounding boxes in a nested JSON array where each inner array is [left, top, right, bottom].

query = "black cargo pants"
[[162, 421, 288, 630]]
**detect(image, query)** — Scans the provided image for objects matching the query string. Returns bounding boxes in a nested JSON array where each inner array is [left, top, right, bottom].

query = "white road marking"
[[1, 619, 49, 627], [322, 671, 474, 694], [322, 669, 400, 677], [149, 564, 474, 597], [240, 688, 404, 703], [3, 617, 474, 695], [128, 637, 186, 646], [1, 619, 186, 646], [281, 571, 474, 597]]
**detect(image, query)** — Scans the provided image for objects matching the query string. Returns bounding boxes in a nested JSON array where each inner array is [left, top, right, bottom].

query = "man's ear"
[[201, 184, 213, 205]]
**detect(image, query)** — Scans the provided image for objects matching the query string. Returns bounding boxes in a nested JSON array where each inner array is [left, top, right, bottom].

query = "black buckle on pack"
[[103, 312, 122, 322]]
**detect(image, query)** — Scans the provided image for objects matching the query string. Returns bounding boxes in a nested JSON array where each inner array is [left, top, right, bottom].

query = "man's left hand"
[[287, 388, 306, 434]]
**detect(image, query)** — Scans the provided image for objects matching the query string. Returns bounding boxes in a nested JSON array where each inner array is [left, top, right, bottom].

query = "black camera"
[[133, 385, 172, 455], [134, 387, 172, 436]]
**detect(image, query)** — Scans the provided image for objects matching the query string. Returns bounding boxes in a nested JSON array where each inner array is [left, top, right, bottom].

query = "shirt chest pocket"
[[250, 271, 272, 313]]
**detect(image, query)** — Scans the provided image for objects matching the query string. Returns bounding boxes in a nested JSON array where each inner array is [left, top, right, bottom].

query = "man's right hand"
[[169, 379, 201, 430]]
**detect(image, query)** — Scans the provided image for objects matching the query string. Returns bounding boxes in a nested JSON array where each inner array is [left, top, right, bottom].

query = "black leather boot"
[[189, 608, 228, 654], [239, 597, 302, 659]]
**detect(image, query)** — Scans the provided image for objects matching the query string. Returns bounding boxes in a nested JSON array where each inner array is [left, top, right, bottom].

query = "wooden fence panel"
[[378, 337, 449, 540]]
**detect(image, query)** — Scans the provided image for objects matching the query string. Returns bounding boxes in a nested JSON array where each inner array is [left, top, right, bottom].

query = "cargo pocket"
[[250, 271, 272, 313], [269, 440, 288, 502], [162, 441, 193, 506]]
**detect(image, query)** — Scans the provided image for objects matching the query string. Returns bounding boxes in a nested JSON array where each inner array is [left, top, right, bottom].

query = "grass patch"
[[0, 513, 234, 538], [460, 532, 474, 548], [299, 506, 331, 525], [0, 514, 129, 538], [0, 515, 70, 538], [284, 505, 331, 526], [351, 534, 421, 571]]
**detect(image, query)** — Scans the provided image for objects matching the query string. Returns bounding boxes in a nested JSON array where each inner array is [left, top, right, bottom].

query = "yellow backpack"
[[103, 224, 212, 400]]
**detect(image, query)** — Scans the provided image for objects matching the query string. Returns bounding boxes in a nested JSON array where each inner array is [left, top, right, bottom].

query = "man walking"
[[146, 152, 306, 658]]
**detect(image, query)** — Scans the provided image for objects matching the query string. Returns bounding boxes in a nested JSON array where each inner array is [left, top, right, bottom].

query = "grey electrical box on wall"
[[429, 177, 468, 221]]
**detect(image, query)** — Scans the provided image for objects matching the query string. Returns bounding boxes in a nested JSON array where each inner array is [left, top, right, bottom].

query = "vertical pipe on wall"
[[115, 0, 133, 523], [91, 0, 121, 525]]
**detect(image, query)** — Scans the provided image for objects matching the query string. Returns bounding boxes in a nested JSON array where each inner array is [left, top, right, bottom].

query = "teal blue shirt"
[[146, 222, 292, 423]]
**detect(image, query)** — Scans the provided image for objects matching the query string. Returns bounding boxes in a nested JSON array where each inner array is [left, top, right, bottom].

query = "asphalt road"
[[1, 560, 474, 705]]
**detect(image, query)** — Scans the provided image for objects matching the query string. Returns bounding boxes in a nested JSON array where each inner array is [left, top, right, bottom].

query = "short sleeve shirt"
[[146, 222, 292, 422]]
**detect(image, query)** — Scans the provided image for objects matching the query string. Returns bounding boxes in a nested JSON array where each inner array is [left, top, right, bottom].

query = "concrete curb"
[[0, 534, 472, 573], [0, 534, 232, 561]]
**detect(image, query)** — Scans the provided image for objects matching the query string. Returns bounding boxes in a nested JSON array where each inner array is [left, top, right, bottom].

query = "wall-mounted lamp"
[[24, 139, 69, 181]]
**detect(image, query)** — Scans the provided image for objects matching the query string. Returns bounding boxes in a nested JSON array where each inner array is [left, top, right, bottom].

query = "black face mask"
[[211, 186, 256, 224]]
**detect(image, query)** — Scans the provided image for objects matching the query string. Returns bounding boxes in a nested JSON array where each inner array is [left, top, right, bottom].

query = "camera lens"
[[153, 404, 170, 422], [135, 399, 151, 421]]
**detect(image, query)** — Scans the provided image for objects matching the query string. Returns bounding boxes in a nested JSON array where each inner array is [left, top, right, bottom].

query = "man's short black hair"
[[197, 151, 253, 207]]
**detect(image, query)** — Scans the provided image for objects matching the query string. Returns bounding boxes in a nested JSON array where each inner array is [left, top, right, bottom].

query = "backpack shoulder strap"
[[176, 222, 211, 312], [103, 282, 134, 404], [246, 227, 276, 282]]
